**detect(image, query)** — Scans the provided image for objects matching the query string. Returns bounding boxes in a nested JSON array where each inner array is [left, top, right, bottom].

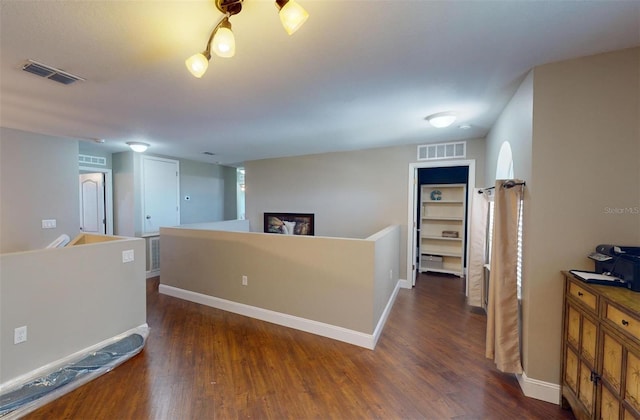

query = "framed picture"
[[264, 213, 314, 236]]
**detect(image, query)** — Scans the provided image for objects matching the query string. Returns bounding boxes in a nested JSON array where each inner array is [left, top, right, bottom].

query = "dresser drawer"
[[605, 303, 640, 342], [568, 280, 597, 312]]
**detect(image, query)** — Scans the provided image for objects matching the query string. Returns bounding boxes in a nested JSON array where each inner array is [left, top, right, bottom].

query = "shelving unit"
[[419, 183, 466, 276]]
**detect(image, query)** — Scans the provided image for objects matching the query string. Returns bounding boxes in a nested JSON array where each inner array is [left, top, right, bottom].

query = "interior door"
[[79, 172, 106, 234], [142, 156, 180, 235]]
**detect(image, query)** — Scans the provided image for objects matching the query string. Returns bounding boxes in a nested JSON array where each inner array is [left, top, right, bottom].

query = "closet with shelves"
[[419, 183, 466, 276]]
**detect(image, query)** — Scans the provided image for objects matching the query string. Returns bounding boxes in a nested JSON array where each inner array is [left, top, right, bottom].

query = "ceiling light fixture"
[[186, 0, 309, 78], [425, 112, 457, 128], [275, 0, 310, 35], [127, 142, 150, 153]]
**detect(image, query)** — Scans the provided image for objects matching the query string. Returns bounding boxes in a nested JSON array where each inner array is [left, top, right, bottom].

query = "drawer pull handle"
[[622, 319, 630, 326], [577, 292, 584, 297]]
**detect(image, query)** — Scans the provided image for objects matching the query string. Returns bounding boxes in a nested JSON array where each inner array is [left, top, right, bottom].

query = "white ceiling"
[[1, 0, 639, 166]]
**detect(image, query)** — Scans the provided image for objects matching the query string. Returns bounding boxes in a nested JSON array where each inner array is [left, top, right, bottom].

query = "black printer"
[[589, 244, 640, 292]]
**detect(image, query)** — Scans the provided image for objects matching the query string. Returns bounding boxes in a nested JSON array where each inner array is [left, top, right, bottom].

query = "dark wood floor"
[[24, 273, 574, 419]]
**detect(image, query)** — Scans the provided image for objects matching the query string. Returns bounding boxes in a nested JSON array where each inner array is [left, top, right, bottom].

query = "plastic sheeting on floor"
[[0, 326, 148, 419]]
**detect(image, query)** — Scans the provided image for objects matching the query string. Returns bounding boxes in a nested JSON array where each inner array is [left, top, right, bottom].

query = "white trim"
[[0, 323, 149, 392], [399, 278, 412, 289], [371, 281, 401, 347], [159, 281, 402, 350], [146, 269, 160, 279], [407, 159, 476, 287], [516, 371, 561, 405], [79, 166, 113, 235]]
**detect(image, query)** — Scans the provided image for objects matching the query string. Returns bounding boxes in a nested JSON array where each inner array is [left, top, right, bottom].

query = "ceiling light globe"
[[185, 53, 209, 78], [127, 142, 150, 153], [212, 26, 236, 58], [427, 113, 457, 128], [279, 0, 309, 35]]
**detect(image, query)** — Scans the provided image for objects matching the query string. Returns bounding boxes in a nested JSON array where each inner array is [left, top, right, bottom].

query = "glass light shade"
[[127, 142, 149, 153], [185, 53, 209, 78], [427, 113, 457, 128], [279, 0, 309, 35], [212, 26, 236, 58]]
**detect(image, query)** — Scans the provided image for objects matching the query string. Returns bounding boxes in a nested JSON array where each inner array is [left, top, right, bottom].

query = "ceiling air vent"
[[22, 60, 85, 85]]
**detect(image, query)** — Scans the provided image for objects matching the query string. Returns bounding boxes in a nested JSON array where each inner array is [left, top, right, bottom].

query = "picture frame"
[[264, 212, 315, 236]]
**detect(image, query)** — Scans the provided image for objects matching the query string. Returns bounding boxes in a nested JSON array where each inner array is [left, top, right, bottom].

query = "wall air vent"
[[417, 141, 466, 161], [22, 60, 85, 85], [79, 154, 107, 166]]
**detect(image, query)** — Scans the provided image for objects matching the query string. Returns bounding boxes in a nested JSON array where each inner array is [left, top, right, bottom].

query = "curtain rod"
[[477, 180, 526, 194]]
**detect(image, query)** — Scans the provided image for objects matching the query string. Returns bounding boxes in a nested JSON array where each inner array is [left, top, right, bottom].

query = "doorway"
[[79, 166, 113, 235], [407, 160, 476, 287]]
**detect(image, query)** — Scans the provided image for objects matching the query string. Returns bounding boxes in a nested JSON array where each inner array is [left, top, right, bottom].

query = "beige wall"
[[487, 48, 640, 386], [484, 71, 533, 187], [245, 141, 485, 280], [526, 47, 639, 384], [160, 225, 400, 334], [0, 128, 81, 253], [0, 236, 146, 383]]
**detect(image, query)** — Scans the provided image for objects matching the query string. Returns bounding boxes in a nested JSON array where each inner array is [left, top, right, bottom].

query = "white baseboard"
[[371, 281, 401, 347], [159, 281, 402, 350], [399, 278, 412, 289], [0, 323, 149, 393], [146, 269, 160, 279], [516, 371, 561, 405]]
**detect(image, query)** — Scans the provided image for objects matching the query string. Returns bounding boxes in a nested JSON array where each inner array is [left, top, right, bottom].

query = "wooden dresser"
[[562, 271, 640, 419]]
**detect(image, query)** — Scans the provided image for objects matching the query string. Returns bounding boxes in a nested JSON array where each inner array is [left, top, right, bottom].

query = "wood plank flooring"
[[24, 273, 574, 419]]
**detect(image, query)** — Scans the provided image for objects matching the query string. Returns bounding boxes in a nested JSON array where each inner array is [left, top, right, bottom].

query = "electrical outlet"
[[41, 219, 57, 229], [122, 249, 134, 263], [242, 275, 248, 286], [14, 326, 27, 344]]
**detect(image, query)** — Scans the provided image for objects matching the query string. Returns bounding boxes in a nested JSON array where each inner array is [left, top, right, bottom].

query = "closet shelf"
[[418, 183, 466, 276], [421, 251, 462, 258], [421, 235, 462, 241]]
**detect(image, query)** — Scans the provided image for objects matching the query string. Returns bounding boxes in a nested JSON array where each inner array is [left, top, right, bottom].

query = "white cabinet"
[[419, 184, 466, 276]]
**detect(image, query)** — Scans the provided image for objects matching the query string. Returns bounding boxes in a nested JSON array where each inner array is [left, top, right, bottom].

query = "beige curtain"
[[486, 179, 523, 374], [466, 188, 489, 308]]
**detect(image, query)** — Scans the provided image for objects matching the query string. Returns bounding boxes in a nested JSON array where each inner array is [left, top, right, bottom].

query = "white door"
[[142, 156, 180, 235], [79, 173, 106, 234]]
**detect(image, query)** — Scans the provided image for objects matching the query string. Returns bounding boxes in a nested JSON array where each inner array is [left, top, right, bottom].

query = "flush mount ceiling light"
[[425, 112, 457, 128], [127, 142, 150, 153], [186, 0, 309, 78]]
